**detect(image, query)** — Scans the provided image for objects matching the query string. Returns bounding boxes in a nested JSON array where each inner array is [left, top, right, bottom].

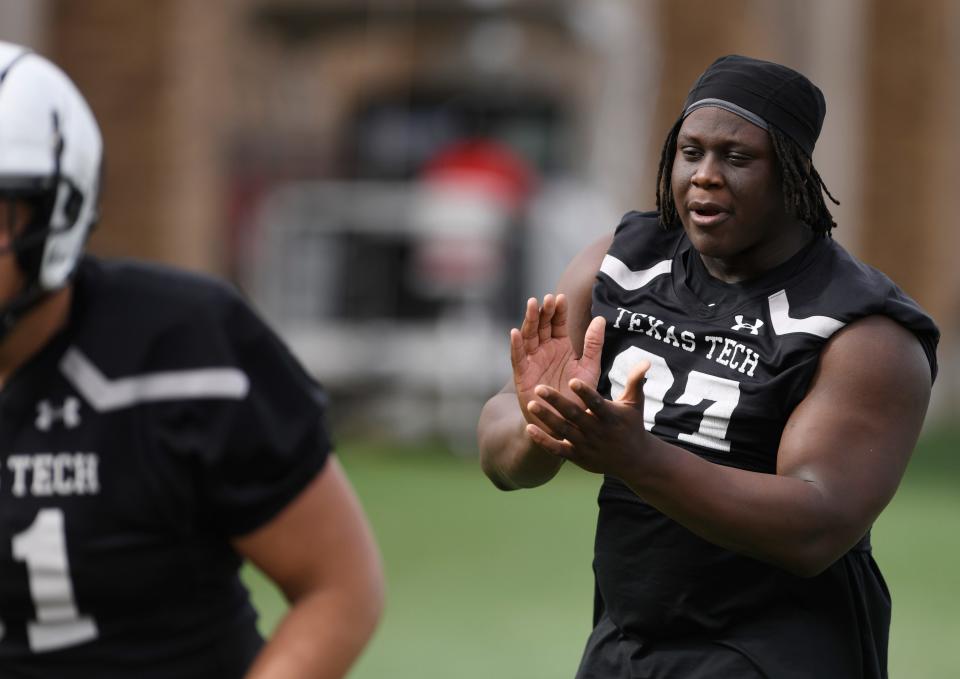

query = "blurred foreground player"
[[478, 55, 939, 678], [0, 42, 383, 677]]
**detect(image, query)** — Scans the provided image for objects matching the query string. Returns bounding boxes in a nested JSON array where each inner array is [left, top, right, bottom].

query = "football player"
[[0, 42, 383, 677], [478, 55, 938, 678]]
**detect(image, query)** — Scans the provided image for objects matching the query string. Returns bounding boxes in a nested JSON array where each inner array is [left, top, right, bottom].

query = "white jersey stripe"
[[767, 290, 846, 338], [600, 255, 672, 291], [60, 347, 249, 412]]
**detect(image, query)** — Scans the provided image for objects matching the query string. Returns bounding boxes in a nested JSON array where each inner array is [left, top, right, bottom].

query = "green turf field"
[[243, 428, 960, 678]]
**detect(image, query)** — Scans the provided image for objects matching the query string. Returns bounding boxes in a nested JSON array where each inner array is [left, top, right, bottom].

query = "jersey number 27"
[[609, 346, 741, 452]]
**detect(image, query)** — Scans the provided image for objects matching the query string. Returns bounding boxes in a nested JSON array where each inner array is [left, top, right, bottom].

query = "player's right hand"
[[509, 294, 606, 434]]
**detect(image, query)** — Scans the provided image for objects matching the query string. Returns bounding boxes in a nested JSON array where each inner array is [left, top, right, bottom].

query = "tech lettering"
[[704, 336, 760, 377], [5, 453, 100, 497]]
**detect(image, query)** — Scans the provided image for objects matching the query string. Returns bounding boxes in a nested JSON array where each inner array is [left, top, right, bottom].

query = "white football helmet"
[[0, 40, 102, 309]]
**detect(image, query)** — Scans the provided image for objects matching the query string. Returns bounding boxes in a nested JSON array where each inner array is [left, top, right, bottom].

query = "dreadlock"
[[655, 120, 840, 238], [655, 118, 683, 231], [767, 127, 839, 236]]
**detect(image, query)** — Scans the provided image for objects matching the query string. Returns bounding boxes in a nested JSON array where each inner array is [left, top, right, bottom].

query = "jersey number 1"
[[1, 508, 99, 652]]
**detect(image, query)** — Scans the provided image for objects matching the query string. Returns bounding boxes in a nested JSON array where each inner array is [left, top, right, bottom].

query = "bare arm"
[[477, 233, 612, 490], [235, 459, 384, 679], [527, 315, 931, 576]]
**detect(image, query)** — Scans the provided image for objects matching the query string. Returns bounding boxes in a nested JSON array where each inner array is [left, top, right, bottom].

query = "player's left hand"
[[525, 360, 651, 477]]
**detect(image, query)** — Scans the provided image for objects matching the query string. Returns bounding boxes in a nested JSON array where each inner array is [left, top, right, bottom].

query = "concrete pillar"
[[47, 0, 229, 274], [860, 0, 957, 321], [859, 0, 958, 417], [48, 0, 172, 264], [800, 0, 868, 255]]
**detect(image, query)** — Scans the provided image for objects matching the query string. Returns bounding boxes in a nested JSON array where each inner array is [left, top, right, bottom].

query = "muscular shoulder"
[[814, 314, 933, 454], [819, 314, 931, 392], [781, 313, 932, 481], [778, 239, 940, 380]]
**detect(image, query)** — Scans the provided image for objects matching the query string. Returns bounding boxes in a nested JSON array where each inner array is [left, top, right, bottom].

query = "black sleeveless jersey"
[[0, 257, 330, 678], [580, 212, 939, 678]]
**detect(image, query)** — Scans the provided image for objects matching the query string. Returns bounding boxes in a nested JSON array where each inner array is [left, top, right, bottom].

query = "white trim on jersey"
[[600, 255, 672, 291], [767, 290, 846, 338], [59, 347, 250, 412]]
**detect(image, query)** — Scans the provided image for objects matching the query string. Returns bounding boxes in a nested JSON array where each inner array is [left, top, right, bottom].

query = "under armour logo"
[[35, 397, 82, 431], [731, 315, 764, 335]]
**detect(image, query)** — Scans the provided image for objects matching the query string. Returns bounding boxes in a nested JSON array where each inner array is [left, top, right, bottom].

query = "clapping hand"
[[526, 350, 652, 478], [510, 293, 606, 437]]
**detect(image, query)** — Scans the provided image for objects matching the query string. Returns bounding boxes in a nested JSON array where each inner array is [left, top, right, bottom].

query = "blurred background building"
[[2, 0, 957, 446]]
